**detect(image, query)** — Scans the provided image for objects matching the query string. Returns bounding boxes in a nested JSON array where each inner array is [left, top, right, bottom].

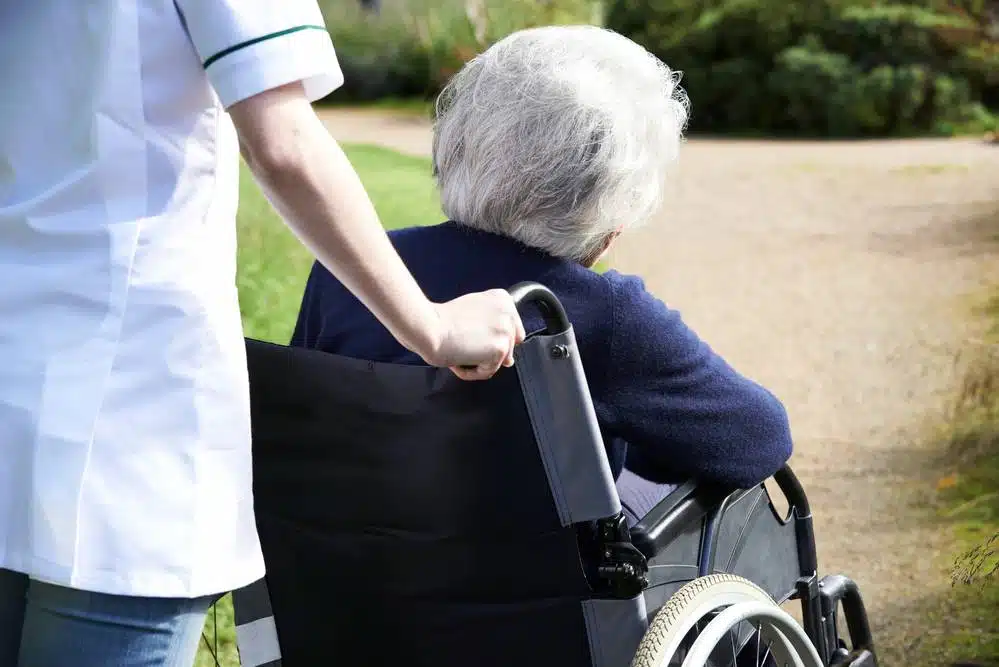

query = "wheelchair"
[[228, 282, 878, 667]]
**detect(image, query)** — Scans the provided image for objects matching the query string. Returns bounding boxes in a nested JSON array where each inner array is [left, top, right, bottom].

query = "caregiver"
[[0, 2, 525, 666]]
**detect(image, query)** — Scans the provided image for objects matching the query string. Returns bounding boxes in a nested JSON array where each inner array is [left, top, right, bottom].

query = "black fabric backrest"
[[245, 339, 594, 666], [249, 339, 564, 535]]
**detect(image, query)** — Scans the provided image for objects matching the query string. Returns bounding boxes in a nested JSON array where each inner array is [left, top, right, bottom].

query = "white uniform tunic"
[[0, 0, 343, 598]]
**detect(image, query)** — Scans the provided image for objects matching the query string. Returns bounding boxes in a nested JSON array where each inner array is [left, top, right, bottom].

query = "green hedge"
[[318, 0, 602, 103], [316, 0, 997, 136], [604, 0, 999, 136]]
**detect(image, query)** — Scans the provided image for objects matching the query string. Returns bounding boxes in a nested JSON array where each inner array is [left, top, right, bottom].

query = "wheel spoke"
[[761, 640, 772, 667], [756, 623, 762, 667]]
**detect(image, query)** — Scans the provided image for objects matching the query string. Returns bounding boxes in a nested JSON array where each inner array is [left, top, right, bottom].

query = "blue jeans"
[[0, 567, 214, 667]]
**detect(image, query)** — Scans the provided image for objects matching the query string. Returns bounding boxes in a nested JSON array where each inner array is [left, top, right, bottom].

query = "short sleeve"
[[174, 0, 344, 108]]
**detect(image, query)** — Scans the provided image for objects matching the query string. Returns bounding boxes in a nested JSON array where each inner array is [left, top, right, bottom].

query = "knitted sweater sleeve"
[[599, 271, 793, 488]]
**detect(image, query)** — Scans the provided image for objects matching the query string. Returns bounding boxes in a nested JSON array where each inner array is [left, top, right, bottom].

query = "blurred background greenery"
[[317, 0, 999, 137], [319, 0, 602, 102]]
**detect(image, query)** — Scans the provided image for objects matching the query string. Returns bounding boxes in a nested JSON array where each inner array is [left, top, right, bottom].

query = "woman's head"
[[432, 25, 689, 264]]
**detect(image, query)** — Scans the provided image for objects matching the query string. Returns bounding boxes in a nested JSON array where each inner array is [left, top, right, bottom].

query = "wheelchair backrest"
[[235, 316, 647, 667]]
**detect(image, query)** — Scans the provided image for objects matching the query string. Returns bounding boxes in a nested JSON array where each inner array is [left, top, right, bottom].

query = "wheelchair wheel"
[[632, 574, 824, 667]]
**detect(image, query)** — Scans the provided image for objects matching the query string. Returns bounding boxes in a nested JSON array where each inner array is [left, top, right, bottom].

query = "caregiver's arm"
[[172, 0, 522, 380], [228, 82, 523, 378]]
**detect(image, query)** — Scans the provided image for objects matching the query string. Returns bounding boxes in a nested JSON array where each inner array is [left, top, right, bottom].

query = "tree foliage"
[[605, 0, 999, 136]]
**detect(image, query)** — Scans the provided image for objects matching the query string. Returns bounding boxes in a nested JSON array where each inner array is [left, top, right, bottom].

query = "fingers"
[[510, 300, 526, 344], [452, 345, 513, 379], [449, 366, 480, 381], [438, 289, 527, 381], [452, 327, 514, 379], [449, 362, 501, 381], [502, 324, 517, 368], [491, 290, 525, 337], [494, 301, 520, 371], [496, 289, 524, 367]]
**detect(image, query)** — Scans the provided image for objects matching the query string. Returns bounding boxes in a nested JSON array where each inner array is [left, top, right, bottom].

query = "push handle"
[[507, 281, 571, 336], [457, 282, 571, 371]]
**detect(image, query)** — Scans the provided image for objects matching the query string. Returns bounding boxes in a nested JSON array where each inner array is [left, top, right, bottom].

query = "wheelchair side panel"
[[642, 485, 802, 622], [713, 486, 800, 603]]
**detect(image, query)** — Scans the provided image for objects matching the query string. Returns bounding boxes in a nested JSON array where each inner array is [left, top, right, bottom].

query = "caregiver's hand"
[[428, 289, 526, 381]]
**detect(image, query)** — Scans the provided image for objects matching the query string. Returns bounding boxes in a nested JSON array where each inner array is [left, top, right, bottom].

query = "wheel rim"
[[679, 601, 825, 667], [652, 590, 776, 665]]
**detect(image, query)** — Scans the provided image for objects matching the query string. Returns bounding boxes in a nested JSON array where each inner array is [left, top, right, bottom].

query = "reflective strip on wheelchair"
[[232, 578, 282, 667]]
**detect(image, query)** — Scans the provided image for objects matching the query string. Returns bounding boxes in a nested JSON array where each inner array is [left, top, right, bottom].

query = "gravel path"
[[320, 108, 999, 665]]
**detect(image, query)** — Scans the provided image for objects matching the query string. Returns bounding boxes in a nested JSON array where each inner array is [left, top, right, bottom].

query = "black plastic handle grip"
[[507, 281, 571, 336], [456, 282, 571, 371]]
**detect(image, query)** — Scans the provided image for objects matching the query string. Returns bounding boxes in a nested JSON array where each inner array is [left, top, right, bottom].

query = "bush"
[[605, 0, 999, 136], [317, 0, 602, 103], [316, 1, 430, 101]]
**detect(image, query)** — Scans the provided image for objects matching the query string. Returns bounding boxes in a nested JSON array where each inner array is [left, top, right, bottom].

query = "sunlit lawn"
[[235, 143, 444, 345], [195, 143, 442, 667]]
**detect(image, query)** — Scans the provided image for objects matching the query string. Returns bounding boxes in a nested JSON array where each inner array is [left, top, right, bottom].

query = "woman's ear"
[[582, 230, 622, 268], [600, 228, 624, 255]]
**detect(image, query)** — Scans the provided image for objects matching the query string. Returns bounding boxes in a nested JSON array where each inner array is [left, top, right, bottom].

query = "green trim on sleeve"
[[203, 24, 328, 69]]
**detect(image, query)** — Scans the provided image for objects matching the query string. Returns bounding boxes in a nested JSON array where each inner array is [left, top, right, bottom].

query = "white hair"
[[432, 25, 690, 262]]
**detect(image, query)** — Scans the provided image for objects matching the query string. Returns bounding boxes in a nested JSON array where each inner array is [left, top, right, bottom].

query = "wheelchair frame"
[[513, 282, 877, 667], [625, 466, 877, 667]]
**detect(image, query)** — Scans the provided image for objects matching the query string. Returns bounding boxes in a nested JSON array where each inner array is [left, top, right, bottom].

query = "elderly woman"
[[292, 26, 793, 504]]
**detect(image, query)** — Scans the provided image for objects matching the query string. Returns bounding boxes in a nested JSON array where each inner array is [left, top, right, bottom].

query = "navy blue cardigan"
[[291, 221, 792, 488]]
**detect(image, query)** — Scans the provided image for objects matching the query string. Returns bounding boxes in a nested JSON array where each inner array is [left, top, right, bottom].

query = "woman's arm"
[[598, 272, 792, 488], [229, 83, 524, 379]]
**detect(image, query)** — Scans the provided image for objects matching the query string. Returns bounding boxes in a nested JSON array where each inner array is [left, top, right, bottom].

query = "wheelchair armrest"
[[629, 481, 735, 560]]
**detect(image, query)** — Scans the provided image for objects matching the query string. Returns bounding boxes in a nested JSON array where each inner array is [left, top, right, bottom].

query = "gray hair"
[[432, 25, 690, 262]]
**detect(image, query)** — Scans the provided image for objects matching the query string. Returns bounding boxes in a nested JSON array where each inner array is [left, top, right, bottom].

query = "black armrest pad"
[[629, 481, 735, 560]]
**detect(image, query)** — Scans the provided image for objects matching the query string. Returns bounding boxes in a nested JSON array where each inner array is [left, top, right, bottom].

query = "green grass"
[[235, 143, 443, 344], [917, 285, 999, 667], [928, 465, 999, 666], [320, 96, 435, 119], [195, 596, 236, 667]]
